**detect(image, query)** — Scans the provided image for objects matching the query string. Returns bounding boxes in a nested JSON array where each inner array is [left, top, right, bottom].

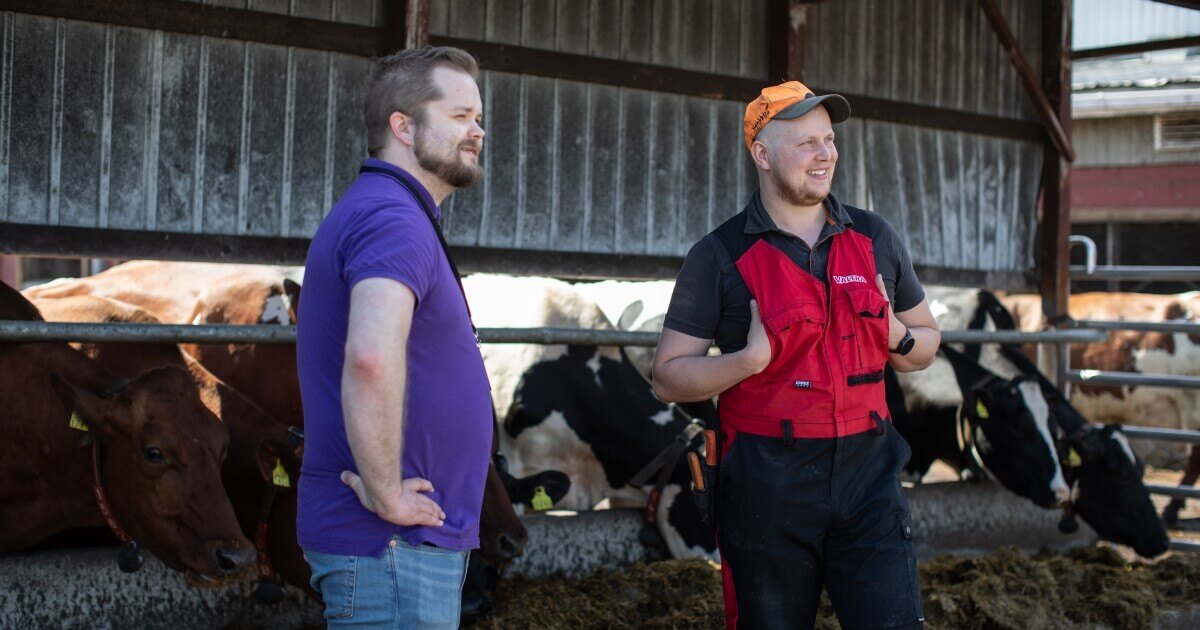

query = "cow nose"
[[214, 544, 255, 575], [497, 532, 526, 560]]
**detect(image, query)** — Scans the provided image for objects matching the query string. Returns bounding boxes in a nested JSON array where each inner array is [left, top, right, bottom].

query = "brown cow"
[[0, 282, 255, 581], [27, 266, 562, 616], [31, 294, 306, 594]]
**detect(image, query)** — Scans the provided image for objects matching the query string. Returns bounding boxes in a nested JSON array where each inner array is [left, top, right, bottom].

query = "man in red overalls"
[[653, 81, 940, 629]]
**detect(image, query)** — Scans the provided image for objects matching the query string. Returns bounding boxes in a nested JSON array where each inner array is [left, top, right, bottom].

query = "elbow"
[[651, 371, 678, 404], [346, 348, 386, 382]]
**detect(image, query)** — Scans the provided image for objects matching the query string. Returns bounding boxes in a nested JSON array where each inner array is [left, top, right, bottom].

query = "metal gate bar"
[[1145, 484, 1200, 500], [0, 321, 1108, 346], [1076, 320, 1200, 335], [1119, 426, 1200, 445], [1069, 370, 1200, 390], [1070, 265, 1200, 281]]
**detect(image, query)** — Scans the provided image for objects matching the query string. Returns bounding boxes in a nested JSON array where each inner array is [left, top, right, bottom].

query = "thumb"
[[749, 299, 760, 320], [341, 470, 365, 497], [875, 274, 889, 301]]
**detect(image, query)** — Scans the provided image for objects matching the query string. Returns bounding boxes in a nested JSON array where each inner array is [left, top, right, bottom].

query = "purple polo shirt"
[[296, 158, 492, 556]]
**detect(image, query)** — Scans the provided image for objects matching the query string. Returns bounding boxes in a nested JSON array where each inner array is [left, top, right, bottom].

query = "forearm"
[[342, 347, 406, 499], [653, 350, 760, 403], [888, 326, 939, 372]]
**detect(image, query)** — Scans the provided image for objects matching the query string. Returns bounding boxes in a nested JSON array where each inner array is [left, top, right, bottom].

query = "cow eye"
[[143, 446, 166, 464]]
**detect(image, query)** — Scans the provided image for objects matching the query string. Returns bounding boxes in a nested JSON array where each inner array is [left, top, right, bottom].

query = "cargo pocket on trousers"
[[897, 512, 925, 622]]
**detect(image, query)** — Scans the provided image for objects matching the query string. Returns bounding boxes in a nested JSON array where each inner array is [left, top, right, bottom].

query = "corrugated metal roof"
[[1073, 51, 1200, 89]]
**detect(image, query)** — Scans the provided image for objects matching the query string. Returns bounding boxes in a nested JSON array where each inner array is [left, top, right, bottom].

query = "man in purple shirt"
[[296, 47, 492, 628]]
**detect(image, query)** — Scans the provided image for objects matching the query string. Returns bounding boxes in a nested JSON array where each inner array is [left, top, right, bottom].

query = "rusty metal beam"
[[1073, 35, 1200, 60], [979, 0, 1076, 162], [403, 0, 430, 50], [1039, 0, 1073, 390], [768, 0, 806, 82]]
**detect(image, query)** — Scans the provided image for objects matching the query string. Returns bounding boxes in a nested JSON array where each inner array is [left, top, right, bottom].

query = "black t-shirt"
[[663, 191, 925, 355]]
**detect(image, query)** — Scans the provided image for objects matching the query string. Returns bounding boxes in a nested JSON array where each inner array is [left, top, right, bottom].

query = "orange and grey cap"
[[743, 81, 851, 150]]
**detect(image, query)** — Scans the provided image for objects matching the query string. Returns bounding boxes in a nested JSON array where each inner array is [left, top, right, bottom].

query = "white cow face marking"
[[1111, 431, 1138, 466], [1016, 380, 1070, 504], [260, 293, 293, 325]]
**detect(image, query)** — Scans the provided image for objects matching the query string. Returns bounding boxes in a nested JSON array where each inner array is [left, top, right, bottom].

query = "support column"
[[768, 0, 806, 83], [1039, 0, 1072, 390]]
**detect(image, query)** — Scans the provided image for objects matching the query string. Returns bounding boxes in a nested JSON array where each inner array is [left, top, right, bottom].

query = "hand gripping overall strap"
[[359, 165, 480, 343]]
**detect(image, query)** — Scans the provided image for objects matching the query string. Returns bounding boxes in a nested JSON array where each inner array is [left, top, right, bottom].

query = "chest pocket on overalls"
[[758, 301, 828, 416], [841, 289, 890, 372]]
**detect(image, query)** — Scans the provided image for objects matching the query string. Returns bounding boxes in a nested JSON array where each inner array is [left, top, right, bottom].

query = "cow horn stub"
[[117, 541, 144, 573]]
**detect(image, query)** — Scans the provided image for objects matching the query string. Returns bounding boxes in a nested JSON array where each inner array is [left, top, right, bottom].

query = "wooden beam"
[[4, 0, 390, 57], [979, 0, 1076, 162], [1039, 0, 1073, 387], [404, 0, 430, 50], [768, 0, 805, 82], [1072, 35, 1200, 60], [431, 36, 1044, 142]]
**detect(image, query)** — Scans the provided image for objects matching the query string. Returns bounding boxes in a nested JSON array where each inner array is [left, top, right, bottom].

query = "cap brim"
[[774, 94, 851, 124]]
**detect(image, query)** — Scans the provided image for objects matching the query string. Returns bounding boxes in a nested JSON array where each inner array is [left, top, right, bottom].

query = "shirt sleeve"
[[340, 199, 441, 302], [885, 221, 925, 313], [663, 236, 723, 340]]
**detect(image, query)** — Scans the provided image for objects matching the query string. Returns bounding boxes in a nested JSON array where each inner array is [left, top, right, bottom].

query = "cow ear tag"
[[975, 400, 990, 419], [1067, 448, 1082, 468], [531, 486, 553, 511], [271, 460, 291, 488], [69, 413, 90, 432]]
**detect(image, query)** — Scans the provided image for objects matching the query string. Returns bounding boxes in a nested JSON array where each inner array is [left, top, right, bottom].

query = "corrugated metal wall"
[[2, 0, 1049, 279], [805, 0, 1044, 273], [0, 8, 374, 239], [1076, 116, 1200, 166], [431, 0, 766, 254]]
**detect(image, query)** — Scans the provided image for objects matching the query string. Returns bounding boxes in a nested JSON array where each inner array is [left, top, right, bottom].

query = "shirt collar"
[[743, 190, 852, 237], [362, 157, 441, 220]]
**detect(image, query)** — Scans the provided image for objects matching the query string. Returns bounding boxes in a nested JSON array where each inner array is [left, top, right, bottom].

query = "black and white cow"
[[889, 288, 1070, 507], [464, 275, 718, 561]]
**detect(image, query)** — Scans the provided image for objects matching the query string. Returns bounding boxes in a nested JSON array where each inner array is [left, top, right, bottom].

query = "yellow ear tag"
[[531, 486, 553, 511], [1067, 448, 1083, 468], [271, 461, 291, 488], [975, 400, 990, 419], [69, 413, 90, 432]]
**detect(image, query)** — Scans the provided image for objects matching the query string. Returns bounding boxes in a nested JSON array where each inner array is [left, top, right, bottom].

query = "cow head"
[[1063, 424, 1170, 558], [49, 366, 255, 580], [992, 344, 1171, 557], [941, 345, 1067, 508]]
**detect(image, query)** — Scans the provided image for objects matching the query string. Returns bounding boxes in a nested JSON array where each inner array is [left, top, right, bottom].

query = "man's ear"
[[390, 111, 414, 147], [750, 139, 771, 171], [49, 372, 126, 437]]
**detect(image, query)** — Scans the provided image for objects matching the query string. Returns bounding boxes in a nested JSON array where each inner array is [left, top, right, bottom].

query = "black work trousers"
[[717, 420, 924, 629]]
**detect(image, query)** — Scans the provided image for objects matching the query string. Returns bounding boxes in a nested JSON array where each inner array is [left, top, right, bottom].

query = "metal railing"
[[1069, 370, 1200, 390], [1076, 319, 1200, 335], [0, 321, 1110, 346], [1070, 265, 1200, 282], [1121, 426, 1200, 445]]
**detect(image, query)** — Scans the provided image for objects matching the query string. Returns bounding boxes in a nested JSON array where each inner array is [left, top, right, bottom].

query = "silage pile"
[[476, 547, 1200, 629]]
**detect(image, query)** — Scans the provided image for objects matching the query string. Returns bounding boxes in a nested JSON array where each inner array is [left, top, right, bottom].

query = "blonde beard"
[[771, 167, 829, 207]]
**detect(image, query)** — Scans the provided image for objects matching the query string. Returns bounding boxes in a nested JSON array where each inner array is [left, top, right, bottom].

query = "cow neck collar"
[[90, 440, 135, 544]]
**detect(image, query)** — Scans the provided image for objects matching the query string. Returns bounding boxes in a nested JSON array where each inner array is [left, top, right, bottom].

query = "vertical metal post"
[[768, 0, 805, 83], [1039, 0, 1072, 391]]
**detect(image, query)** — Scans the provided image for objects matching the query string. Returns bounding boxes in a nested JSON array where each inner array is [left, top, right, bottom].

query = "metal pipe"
[[1068, 370, 1200, 390], [1170, 539, 1200, 553], [1076, 320, 1200, 335], [1069, 265, 1200, 281], [0, 321, 1109, 346], [1118, 425, 1200, 445], [1068, 235, 1096, 275], [1145, 484, 1200, 500]]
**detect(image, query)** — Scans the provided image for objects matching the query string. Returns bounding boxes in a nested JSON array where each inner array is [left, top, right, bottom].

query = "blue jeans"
[[305, 537, 470, 629]]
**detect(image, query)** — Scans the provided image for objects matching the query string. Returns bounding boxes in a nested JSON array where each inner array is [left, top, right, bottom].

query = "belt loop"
[[780, 420, 795, 449], [869, 411, 886, 437]]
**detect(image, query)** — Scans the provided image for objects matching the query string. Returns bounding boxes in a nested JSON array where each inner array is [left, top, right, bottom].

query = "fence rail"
[[0, 321, 1108, 346], [1120, 426, 1200, 445], [1068, 370, 1200, 390], [1070, 265, 1200, 282], [1076, 320, 1200, 335], [1145, 484, 1200, 500]]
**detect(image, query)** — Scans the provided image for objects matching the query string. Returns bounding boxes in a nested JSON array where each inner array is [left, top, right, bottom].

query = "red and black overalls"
[[707, 208, 924, 629]]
